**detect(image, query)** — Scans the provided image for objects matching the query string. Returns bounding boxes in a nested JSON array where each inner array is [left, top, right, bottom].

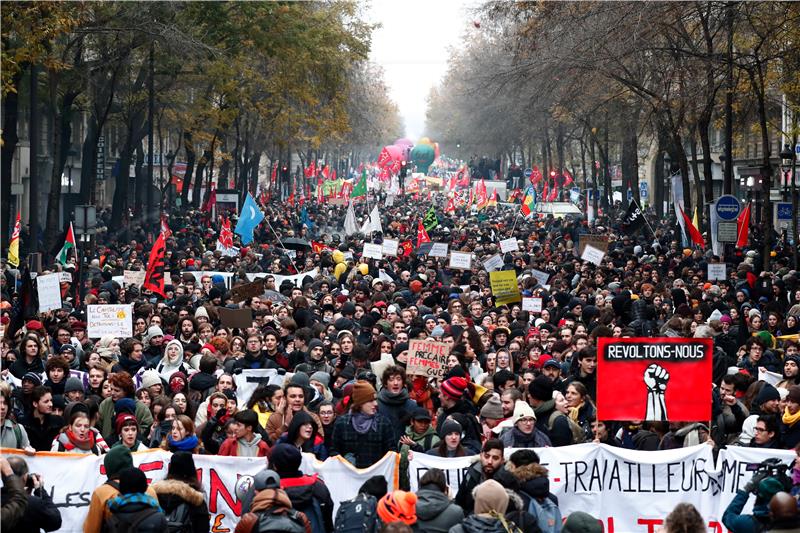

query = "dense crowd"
[[1, 187, 800, 532]]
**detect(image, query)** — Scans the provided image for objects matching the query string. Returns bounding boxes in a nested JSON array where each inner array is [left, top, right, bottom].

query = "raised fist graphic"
[[644, 363, 669, 421]]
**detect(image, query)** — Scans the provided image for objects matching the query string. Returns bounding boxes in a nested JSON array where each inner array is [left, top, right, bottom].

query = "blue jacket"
[[721, 490, 770, 533]]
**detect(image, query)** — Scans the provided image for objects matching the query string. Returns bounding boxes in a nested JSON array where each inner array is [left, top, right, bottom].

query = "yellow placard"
[[489, 270, 521, 305]]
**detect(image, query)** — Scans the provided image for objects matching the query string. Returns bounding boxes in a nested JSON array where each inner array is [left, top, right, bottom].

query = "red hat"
[[186, 259, 195, 267], [202, 342, 217, 354], [440, 376, 469, 400], [115, 413, 137, 435], [25, 320, 44, 331], [409, 280, 423, 293], [532, 354, 552, 370], [72, 321, 87, 331]]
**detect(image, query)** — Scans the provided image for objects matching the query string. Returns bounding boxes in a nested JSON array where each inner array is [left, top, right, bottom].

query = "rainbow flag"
[[521, 186, 536, 217]]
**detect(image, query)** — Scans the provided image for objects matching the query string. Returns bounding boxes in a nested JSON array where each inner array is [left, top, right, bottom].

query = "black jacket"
[[22, 414, 64, 452], [279, 474, 334, 533], [151, 479, 210, 533], [455, 460, 505, 515], [19, 488, 63, 532]]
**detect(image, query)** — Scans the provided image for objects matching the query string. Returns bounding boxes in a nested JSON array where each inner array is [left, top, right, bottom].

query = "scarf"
[[107, 493, 162, 513], [568, 402, 584, 423], [783, 407, 800, 427], [207, 402, 231, 429], [63, 428, 96, 451], [377, 387, 410, 406], [351, 412, 378, 434], [168, 433, 199, 451]]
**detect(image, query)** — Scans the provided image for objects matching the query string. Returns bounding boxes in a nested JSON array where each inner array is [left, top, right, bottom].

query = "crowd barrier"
[[2, 444, 792, 533]]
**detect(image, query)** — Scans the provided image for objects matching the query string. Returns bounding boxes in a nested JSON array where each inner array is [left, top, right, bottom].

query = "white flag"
[[344, 202, 358, 236]]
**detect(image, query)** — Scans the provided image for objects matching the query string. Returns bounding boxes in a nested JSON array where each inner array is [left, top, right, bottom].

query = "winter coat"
[[98, 396, 153, 442], [22, 413, 64, 452], [17, 486, 63, 532], [106, 493, 166, 533], [280, 473, 334, 533], [330, 412, 396, 468], [533, 400, 572, 447], [151, 479, 210, 533], [275, 410, 328, 460], [0, 474, 28, 531], [266, 408, 324, 444], [455, 460, 506, 515], [722, 490, 770, 533], [416, 486, 464, 533], [377, 388, 418, 443], [781, 416, 800, 449], [8, 357, 44, 379], [506, 462, 558, 515], [500, 426, 551, 449], [235, 487, 312, 533], [218, 434, 271, 457], [51, 427, 109, 455], [83, 479, 159, 533]]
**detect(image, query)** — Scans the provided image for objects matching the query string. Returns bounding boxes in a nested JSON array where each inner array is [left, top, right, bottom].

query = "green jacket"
[[98, 397, 153, 442], [401, 425, 441, 453]]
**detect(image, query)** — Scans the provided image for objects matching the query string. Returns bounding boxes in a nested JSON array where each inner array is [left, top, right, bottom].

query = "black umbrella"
[[281, 238, 312, 250]]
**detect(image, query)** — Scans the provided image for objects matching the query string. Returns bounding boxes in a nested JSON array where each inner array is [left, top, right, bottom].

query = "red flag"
[[531, 166, 542, 185], [737, 202, 751, 248], [311, 241, 328, 254], [548, 181, 558, 202], [562, 169, 574, 188], [542, 179, 549, 201], [202, 186, 216, 213], [322, 165, 330, 179], [400, 240, 413, 257], [270, 164, 278, 186], [445, 197, 456, 213], [218, 217, 233, 248], [143, 231, 167, 297], [417, 219, 431, 245], [160, 215, 171, 239], [679, 206, 705, 247]]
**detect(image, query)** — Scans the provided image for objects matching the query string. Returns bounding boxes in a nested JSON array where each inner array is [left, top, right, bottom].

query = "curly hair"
[[45, 356, 70, 373], [663, 503, 706, 533], [108, 372, 135, 397]]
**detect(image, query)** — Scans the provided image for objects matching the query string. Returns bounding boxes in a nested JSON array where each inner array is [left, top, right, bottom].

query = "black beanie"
[[118, 467, 148, 494], [528, 375, 554, 402], [270, 443, 302, 475]]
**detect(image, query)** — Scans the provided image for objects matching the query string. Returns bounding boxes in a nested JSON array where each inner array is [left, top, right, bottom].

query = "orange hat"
[[377, 490, 418, 525]]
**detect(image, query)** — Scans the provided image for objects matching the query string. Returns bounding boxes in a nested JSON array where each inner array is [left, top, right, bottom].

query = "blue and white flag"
[[234, 193, 265, 245]]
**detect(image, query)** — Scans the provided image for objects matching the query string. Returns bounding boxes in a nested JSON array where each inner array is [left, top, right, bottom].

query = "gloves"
[[743, 471, 768, 494]]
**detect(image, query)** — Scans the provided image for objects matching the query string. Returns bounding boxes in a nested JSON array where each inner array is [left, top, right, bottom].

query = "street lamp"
[[781, 143, 798, 268]]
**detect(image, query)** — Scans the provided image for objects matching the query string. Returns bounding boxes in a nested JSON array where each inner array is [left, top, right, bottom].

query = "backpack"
[[254, 507, 307, 533], [105, 508, 161, 533], [528, 495, 562, 533], [334, 493, 379, 533], [165, 502, 192, 533], [548, 411, 585, 444]]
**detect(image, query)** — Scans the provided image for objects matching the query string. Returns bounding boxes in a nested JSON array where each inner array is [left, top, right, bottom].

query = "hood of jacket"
[[461, 514, 510, 533], [238, 433, 263, 451], [250, 487, 294, 513], [415, 487, 452, 520], [280, 474, 319, 508], [507, 462, 550, 498], [151, 479, 205, 509], [285, 410, 320, 447]]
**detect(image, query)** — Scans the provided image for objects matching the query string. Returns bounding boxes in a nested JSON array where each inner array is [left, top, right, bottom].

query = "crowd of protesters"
[[2, 182, 800, 532]]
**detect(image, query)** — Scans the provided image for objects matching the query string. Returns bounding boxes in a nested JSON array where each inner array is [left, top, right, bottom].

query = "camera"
[[750, 458, 793, 493]]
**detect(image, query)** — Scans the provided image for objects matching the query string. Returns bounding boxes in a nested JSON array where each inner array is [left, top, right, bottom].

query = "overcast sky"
[[366, 0, 478, 142]]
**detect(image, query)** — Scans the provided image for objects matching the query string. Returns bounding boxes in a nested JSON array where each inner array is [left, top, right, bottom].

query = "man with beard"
[[454, 439, 505, 514]]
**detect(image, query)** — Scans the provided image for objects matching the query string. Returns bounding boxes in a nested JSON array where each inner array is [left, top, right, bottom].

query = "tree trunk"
[[180, 131, 195, 206], [688, 126, 703, 227], [134, 140, 145, 219], [699, 116, 715, 236], [192, 149, 210, 208], [44, 88, 79, 253], [1, 70, 21, 249], [750, 68, 773, 271]]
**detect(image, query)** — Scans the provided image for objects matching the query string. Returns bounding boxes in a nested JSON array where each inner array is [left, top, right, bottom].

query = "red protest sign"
[[596, 337, 712, 422]]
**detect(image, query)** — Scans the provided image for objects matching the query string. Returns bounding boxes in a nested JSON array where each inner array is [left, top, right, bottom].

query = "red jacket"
[[218, 437, 270, 457]]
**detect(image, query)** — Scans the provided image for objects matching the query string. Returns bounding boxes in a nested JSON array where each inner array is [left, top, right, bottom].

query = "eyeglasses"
[[754, 427, 768, 433]]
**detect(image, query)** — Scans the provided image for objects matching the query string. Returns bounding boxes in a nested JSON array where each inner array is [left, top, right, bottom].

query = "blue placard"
[[524, 168, 532, 178], [715, 195, 741, 221], [776, 202, 793, 221]]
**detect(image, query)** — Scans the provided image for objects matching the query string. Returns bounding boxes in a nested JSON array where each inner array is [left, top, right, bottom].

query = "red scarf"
[[65, 429, 96, 451], [207, 403, 231, 430]]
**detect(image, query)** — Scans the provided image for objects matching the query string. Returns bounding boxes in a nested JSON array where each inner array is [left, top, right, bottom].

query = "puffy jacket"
[[151, 479, 210, 533], [416, 486, 464, 533], [235, 487, 312, 533]]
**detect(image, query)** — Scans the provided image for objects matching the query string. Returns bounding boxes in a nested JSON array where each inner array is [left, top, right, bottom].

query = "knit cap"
[[473, 479, 509, 515], [64, 376, 84, 394], [350, 381, 376, 412], [270, 443, 303, 475], [310, 371, 330, 388], [22, 372, 42, 386], [439, 419, 463, 438], [755, 383, 780, 406], [563, 511, 603, 533], [103, 446, 133, 478], [440, 376, 468, 400], [377, 490, 418, 525], [115, 413, 137, 435], [480, 395, 504, 420], [140, 369, 162, 390]]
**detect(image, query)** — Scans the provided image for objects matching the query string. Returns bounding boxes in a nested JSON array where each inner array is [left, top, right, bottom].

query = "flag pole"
[[632, 197, 657, 238], [265, 218, 300, 274]]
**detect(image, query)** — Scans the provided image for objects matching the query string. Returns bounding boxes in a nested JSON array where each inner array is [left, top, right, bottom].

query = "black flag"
[[620, 201, 647, 236]]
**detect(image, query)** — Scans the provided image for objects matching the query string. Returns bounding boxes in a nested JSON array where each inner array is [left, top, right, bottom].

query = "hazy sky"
[[366, 0, 477, 142]]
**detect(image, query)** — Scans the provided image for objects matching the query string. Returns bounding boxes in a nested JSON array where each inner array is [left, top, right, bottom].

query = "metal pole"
[[29, 64, 39, 254]]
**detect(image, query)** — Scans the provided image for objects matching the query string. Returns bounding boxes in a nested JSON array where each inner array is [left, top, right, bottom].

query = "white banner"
[[409, 444, 794, 532], [37, 273, 62, 312], [245, 268, 319, 288], [362, 242, 383, 260], [184, 271, 235, 289], [5, 448, 398, 533], [233, 369, 285, 408], [581, 244, 605, 266], [87, 305, 133, 339]]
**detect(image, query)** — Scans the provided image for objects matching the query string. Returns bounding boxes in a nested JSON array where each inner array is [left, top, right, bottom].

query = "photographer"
[[722, 459, 791, 533], [6, 455, 62, 532]]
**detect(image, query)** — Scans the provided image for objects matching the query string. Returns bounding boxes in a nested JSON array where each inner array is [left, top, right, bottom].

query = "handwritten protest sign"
[[406, 339, 450, 379], [499, 237, 519, 253], [581, 244, 605, 266], [708, 263, 726, 281], [87, 305, 133, 338], [37, 273, 62, 312], [429, 243, 449, 258], [483, 254, 504, 272], [489, 270, 521, 305], [522, 297, 543, 313], [123, 270, 146, 287], [362, 242, 383, 259], [382, 239, 399, 256], [448, 251, 472, 270]]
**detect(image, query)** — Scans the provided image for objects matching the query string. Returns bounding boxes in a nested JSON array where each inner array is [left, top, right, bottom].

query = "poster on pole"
[[362, 242, 383, 260], [581, 244, 605, 266], [381, 238, 399, 256], [87, 305, 133, 338], [448, 251, 472, 270], [483, 254, 504, 272], [37, 273, 62, 312], [499, 237, 519, 253], [596, 337, 712, 422], [123, 270, 146, 287], [707, 263, 726, 281], [522, 297, 543, 313], [406, 339, 450, 379], [530, 269, 550, 287], [489, 270, 521, 305]]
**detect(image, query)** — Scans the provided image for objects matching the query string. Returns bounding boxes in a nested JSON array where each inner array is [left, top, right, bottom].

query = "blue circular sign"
[[524, 168, 532, 178], [715, 195, 740, 221]]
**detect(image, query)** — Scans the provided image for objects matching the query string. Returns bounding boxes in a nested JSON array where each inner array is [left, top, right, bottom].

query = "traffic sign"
[[524, 168, 532, 178], [775, 202, 793, 230], [717, 221, 738, 242], [715, 195, 740, 221], [795, 143, 799, 155], [639, 182, 648, 199]]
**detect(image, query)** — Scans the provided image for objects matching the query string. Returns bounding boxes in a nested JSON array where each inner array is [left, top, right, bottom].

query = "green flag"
[[351, 170, 367, 198], [423, 205, 438, 231]]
